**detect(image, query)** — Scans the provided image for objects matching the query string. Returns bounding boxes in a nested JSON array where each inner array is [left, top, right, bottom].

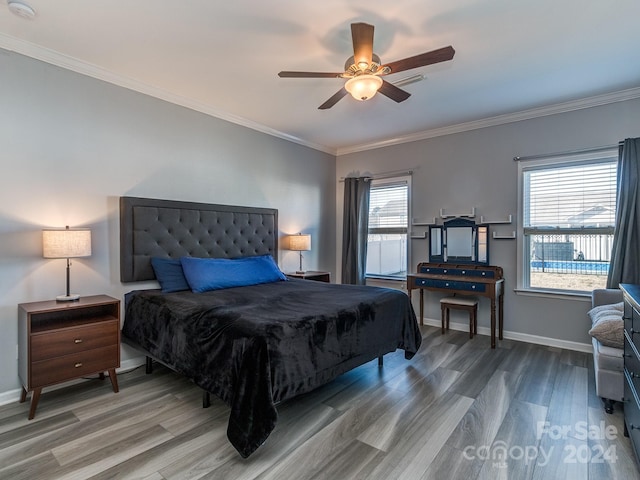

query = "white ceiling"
[[1, 0, 640, 155]]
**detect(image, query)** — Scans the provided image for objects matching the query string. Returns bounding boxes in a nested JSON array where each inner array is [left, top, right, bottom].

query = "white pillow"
[[588, 303, 624, 348], [588, 302, 623, 324]]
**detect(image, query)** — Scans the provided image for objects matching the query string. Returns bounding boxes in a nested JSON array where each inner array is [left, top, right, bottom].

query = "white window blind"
[[524, 161, 617, 233], [366, 178, 410, 279], [368, 181, 409, 233]]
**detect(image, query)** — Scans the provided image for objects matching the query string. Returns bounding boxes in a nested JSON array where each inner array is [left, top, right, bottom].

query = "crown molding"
[[0, 34, 336, 155], [2, 33, 639, 158], [336, 86, 640, 155]]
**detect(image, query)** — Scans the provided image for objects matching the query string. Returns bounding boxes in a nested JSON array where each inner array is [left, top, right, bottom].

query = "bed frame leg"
[[145, 356, 153, 374], [378, 355, 384, 368], [203, 391, 211, 408]]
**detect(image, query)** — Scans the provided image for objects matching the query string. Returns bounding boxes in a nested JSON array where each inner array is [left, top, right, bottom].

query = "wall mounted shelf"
[[492, 231, 516, 239], [410, 231, 428, 239], [411, 218, 437, 226], [480, 215, 513, 225], [439, 207, 476, 219]]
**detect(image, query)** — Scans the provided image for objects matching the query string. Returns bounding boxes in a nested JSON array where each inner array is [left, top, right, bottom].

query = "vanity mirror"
[[429, 218, 489, 264]]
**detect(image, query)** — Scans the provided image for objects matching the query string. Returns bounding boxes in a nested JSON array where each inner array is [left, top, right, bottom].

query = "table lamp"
[[289, 233, 311, 274], [42, 226, 91, 301]]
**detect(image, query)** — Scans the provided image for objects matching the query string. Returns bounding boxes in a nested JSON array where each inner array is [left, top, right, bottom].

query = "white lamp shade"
[[289, 234, 311, 251], [43, 228, 92, 258]]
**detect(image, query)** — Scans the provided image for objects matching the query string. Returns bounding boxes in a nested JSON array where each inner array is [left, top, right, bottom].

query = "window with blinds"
[[366, 177, 410, 279], [520, 153, 618, 293], [524, 162, 617, 230]]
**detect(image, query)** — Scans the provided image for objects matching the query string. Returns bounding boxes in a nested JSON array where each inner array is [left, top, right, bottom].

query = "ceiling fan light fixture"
[[278, 23, 455, 109], [344, 74, 383, 101]]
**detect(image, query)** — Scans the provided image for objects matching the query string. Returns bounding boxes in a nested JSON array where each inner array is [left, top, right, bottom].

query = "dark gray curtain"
[[607, 137, 640, 288], [342, 177, 371, 285]]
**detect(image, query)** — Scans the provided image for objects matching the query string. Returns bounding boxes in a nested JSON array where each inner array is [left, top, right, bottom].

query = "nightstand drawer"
[[30, 321, 119, 362], [31, 344, 119, 387]]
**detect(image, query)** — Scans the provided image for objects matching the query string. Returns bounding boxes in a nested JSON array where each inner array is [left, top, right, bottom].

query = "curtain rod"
[[339, 168, 413, 182], [513, 142, 622, 162]]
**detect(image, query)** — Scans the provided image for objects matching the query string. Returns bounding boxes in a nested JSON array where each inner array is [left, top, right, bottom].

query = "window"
[[518, 150, 617, 293], [366, 176, 410, 279]]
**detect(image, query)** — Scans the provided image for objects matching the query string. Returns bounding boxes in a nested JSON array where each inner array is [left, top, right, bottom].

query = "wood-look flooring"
[[1, 325, 638, 480]]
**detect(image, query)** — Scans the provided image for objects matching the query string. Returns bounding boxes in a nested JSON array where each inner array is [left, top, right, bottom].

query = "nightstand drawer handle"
[[74, 362, 83, 368], [631, 424, 640, 430], [74, 339, 83, 344]]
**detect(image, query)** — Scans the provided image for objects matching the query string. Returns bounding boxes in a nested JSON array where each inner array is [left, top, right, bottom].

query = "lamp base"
[[296, 270, 306, 274], [56, 294, 80, 302]]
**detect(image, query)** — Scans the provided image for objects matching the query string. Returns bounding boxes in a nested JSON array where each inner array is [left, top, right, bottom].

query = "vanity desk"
[[407, 217, 505, 348], [408, 263, 504, 348]]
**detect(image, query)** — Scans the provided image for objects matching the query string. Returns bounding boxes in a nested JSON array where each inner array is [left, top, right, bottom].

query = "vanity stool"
[[440, 296, 478, 338]]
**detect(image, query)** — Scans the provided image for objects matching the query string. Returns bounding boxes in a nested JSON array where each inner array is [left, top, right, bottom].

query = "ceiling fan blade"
[[278, 71, 343, 78], [378, 80, 411, 103], [351, 23, 374, 67], [318, 88, 348, 110], [381, 46, 455, 74]]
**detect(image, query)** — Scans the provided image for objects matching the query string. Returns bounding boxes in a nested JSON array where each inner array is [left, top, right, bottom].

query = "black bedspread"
[[122, 279, 421, 457]]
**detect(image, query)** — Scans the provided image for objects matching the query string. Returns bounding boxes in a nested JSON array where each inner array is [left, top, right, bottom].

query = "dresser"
[[620, 283, 640, 463], [18, 295, 121, 419], [407, 262, 504, 348]]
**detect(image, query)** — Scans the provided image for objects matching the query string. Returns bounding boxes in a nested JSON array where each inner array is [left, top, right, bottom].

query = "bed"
[[119, 196, 422, 457]]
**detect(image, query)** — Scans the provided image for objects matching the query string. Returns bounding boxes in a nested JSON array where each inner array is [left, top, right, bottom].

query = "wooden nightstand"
[[286, 271, 331, 283], [18, 294, 121, 419]]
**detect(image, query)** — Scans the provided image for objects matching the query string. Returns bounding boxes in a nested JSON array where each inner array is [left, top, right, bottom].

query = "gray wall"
[[0, 50, 336, 397], [337, 98, 640, 347]]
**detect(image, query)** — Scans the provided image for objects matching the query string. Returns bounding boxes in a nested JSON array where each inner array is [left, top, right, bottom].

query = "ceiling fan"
[[278, 22, 455, 110]]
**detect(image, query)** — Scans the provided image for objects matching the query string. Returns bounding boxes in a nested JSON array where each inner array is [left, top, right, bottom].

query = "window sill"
[[365, 275, 405, 282], [513, 288, 591, 301], [366, 276, 407, 290]]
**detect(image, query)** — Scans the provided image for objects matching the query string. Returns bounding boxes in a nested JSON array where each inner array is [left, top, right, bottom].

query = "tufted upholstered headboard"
[[120, 196, 279, 282]]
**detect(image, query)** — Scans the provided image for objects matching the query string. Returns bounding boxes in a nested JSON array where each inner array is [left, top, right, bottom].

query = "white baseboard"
[[0, 356, 147, 407], [0, 388, 21, 407], [421, 317, 592, 353]]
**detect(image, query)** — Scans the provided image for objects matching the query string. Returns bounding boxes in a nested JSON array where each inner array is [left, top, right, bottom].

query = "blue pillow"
[[150, 257, 190, 293], [180, 254, 287, 293]]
